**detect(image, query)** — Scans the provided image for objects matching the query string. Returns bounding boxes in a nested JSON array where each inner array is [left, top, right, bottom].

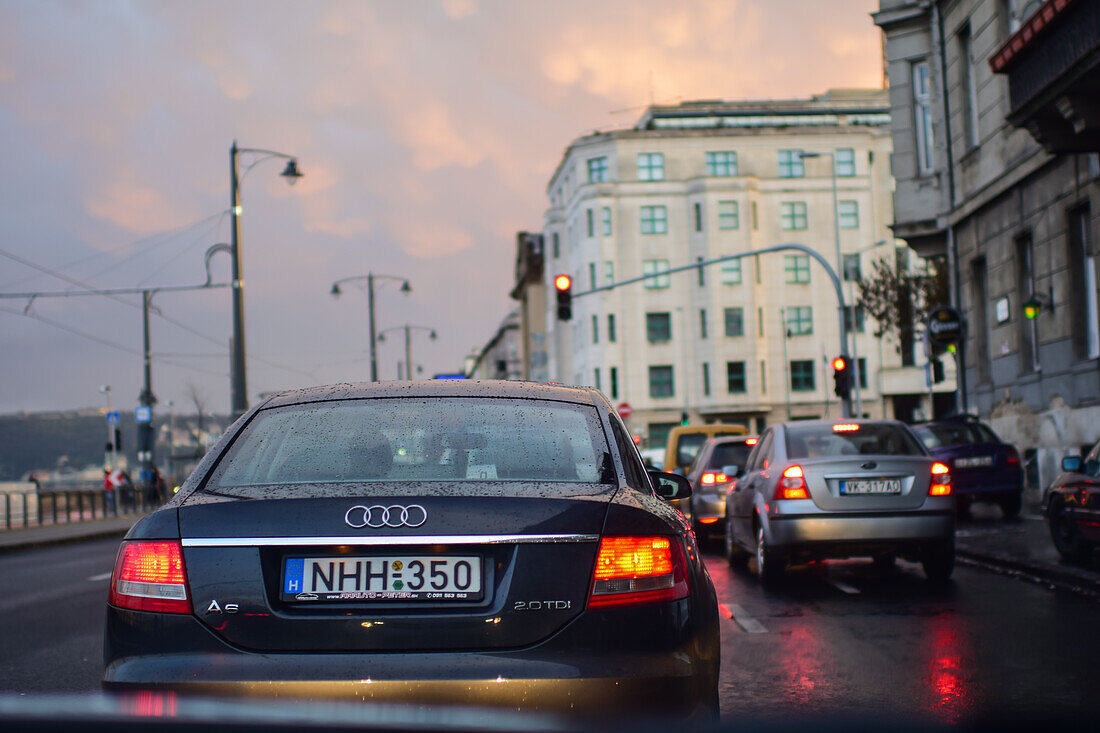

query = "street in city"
[[1, 511, 1097, 723]]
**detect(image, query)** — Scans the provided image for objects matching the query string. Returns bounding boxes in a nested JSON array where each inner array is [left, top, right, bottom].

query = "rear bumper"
[[766, 505, 955, 554], [692, 495, 726, 527], [103, 600, 718, 719]]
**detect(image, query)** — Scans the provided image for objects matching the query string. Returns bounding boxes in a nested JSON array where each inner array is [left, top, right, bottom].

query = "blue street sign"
[[106, 410, 120, 426], [135, 405, 152, 423]]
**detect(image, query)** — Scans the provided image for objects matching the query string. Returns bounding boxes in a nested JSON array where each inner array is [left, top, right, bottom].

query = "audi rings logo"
[[344, 504, 428, 529]]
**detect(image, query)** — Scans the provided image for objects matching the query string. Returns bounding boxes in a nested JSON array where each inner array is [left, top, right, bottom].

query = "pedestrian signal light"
[[554, 274, 572, 321], [832, 355, 851, 399]]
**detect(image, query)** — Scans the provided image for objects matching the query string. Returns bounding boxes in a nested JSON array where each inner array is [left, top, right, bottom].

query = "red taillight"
[[930, 462, 952, 496], [588, 536, 689, 608], [1006, 448, 1020, 465], [776, 465, 810, 500], [699, 517, 720, 525], [701, 472, 730, 485], [108, 541, 192, 614]]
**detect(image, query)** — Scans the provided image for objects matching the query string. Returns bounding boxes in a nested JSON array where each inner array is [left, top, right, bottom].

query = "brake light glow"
[[776, 465, 810, 500], [108, 541, 192, 614], [833, 423, 860, 432], [746, 438, 758, 446], [588, 536, 689, 608], [699, 517, 720, 524], [701, 472, 730, 485], [930, 462, 952, 496], [1006, 448, 1020, 465]]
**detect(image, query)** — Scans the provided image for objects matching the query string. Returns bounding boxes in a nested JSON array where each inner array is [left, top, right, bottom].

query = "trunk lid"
[[798, 456, 935, 511], [179, 482, 613, 652]]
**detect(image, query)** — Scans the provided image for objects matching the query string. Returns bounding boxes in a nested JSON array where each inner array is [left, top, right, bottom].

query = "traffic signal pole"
[[564, 242, 853, 417]]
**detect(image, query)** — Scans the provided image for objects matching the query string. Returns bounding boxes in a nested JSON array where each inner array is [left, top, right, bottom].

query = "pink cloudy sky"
[[0, 0, 882, 415]]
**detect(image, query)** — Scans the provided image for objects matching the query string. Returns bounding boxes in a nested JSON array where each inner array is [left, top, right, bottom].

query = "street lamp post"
[[331, 274, 411, 381], [228, 141, 303, 419], [379, 324, 437, 380], [98, 385, 115, 470]]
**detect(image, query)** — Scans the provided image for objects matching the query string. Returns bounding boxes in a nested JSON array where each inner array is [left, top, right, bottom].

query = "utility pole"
[[228, 141, 248, 418], [137, 290, 157, 495]]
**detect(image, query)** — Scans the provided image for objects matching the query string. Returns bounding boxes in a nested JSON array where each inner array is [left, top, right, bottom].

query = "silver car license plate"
[[839, 479, 902, 495], [282, 555, 482, 602]]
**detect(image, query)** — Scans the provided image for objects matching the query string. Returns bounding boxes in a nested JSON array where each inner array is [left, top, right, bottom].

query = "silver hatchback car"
[[722, 420, 956, 582]]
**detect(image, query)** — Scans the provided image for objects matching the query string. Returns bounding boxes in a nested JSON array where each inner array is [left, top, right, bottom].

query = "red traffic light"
[[554, 274, 572, 292], [831, 356, 848, 372]]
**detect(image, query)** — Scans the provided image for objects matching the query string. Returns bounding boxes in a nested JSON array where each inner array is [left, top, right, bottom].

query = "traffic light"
[[832, 355, 852, 399], [554, 274, 572, 321], [680, 411, 690, 427]]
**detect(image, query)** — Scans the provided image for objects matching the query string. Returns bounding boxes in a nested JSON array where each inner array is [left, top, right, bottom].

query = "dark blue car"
[[912, 417, 1024, 518]]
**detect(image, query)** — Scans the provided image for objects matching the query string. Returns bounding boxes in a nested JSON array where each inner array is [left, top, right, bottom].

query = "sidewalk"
[[0, 513, 143, 553], [955, 501, 1100, 597]]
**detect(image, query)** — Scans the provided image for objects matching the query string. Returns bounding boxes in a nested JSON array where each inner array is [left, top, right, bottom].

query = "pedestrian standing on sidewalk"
[[103, 469, 116, 513]]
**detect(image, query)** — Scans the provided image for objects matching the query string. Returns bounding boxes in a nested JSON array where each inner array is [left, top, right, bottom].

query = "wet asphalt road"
[[0, 536, 1097, 725]]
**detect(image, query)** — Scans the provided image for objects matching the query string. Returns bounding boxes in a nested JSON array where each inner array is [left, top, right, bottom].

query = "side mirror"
[[649, 470, 692, 501], [1062, 456, 1082, 473], [722, 464, 740, 478]]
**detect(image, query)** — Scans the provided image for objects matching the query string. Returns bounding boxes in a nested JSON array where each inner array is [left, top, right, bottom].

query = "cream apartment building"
[[541, 89, 952, 447]]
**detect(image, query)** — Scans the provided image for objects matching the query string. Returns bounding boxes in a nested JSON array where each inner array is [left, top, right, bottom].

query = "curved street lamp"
[[229, 141, 303, 419], [330, 274, 411, 382], [378, 324, 437, 380]]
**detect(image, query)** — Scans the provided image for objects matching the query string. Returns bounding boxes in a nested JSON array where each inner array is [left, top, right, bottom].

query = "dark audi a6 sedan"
[[103, 381, 719, 719]]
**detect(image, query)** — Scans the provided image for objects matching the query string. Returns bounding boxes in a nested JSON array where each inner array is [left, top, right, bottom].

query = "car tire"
[[921, 541, 955, 582], [1048, 498, 1093, 562], [724, 517, 748, 570], [999, 491, 1022, 519], [755, 523, 785, 584]]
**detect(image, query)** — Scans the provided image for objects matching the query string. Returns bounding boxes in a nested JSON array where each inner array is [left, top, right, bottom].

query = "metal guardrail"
[[0, 482, 157, 531]]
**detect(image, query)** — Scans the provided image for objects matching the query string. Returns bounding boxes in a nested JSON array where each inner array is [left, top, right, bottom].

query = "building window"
[[1016, 233, 1038, 373], [786, 306, 813, 336], [959, 23, 980, 149], [790, 360, 815, 391], [610, 366, 619, 399], [602, 207, 612, 236], [1068, 205, 1100, 359], [780, 201, 808, 230], [588, 262, 596, 289], [724, 307, 744, 337], [608, 313, 617, 343], [838, 200, 859, 229], [758, 307, 764, 336], [702, 363, 711, 396], [640, 205, 668, 234], [592, 314, 600, 344], [649, 365, 674, 398], [604, 261, 614, 284], [594, 367, 601, 391], [760, 359, 767, 394], [587, 156, 608, 183], [637, 153, 665, 181], [699, 309, 708, 339], [778, 149, 805, 178], [646, 312, 672, 342], [913, 61, 935, 175], [842, 254, 861, 282], [751, 201, 759, 230], [552, 232, 560, 258], [843, 305, 865, 333], [835, 148, 856, 177], [721, 259, 742, 285], [718, 200, 739, 230], [705, 151, 737, 177], [785, 254, 810, 283], [970, 257, 991, 383], [586, 209, 594, 237], [696, 256, 705, 286], [642, 259, 671, 288], [856, 358, 868, 390], [693, 202, 703, 232], [726, 361, 746, 393]]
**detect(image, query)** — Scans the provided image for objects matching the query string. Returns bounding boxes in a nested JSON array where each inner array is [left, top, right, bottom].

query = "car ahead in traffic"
[[1045, 439, 1100, 562], [912, 416, 1024, 518], [103, 380, 719, 720], [679, 435, 758, 547], [663, 423, 749, 475], [722, 420, 956, 583]]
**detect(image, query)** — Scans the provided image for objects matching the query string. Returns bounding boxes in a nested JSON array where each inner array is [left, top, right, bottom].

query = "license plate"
[[839, 479, 902, 495], [281, 555, 482, 602], [955, 456, 993, 468]]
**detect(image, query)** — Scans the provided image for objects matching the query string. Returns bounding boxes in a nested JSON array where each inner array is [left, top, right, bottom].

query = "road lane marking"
[[722, 603, 767, 633], [88, 572, 112, 581], [827, 578, 860, 594]]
